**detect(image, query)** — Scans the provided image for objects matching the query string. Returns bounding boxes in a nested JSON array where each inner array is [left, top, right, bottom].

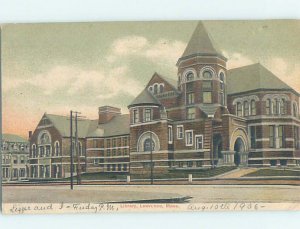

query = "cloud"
[[107, 35, 186, 66], [223, 51, 254, 69]]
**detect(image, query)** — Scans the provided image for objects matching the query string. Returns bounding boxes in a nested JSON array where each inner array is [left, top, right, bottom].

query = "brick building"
[[28, 22, 300, 179], [1, 134, 29, 182]]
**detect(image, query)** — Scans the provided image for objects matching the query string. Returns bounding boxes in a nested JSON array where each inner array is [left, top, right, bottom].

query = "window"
[[123, 164, 127, 171], [187, 107, 196, 120], [39, 146, 45, 157], [220, 72, 225, 90], [106, 149, 111, 157], [118, 164, 122, 171], [124, 148, 128, 155], [202, 81, 212, 90], [250, 126, 256, 149], [203, 70, 213, 79], [220, 93, 225, 106], [187, 161, 193, 167], [294, 126, 299, 149], [278, 126, 285, 148], [40, 132, 50, 144], [112, 139, 116, 147], [177, 126, 184, 139], [203, 92, 212, 104], [266, 99, 271, 115], [32, 144, 37, 158], [244, 101, 249, 117], [293, 103, 298, 117], [13, 156, 18, 164], [133, 109, 139, 123], [273, 100, 278, 115], [186, 82, 194, 92], [195, 135, 203, 149], [168, 126, 173, 144], [112, 149, 116, 156], [144, 108, 152, 122], [148, 86, 153, 92], [279, 99, 285, 114], [19, 168, 26, 177], [154, 84, 158, 94], [94, 159, 99, 165], [269, 125, 275, 148], [144, 138, 155, 151], [251, 100, 256, 115], [118, 149, 122, 156], [13, 169, 18, 177], [159, 85, 164, 93], [55, 141, 60, 156], [45, 145, 51, 156], [112, 164, 116, 171], [186, 92, 195, 105], [237, 102, 243, 117], [107, 164, 111, 171], [185, 131, 193, 146], [106, 139, 111, 148], [186, 72, 194, 82], [123, 137, 128, 146], [20, 156, 25, 164], [78, 142, 83, 156]]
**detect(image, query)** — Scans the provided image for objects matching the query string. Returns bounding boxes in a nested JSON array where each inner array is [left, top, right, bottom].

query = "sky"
[[1, 20, 300, 138]]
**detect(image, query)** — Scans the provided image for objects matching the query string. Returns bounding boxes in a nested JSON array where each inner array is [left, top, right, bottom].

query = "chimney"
[[29, 131, 32, 139], [98, 106, 121, 124]]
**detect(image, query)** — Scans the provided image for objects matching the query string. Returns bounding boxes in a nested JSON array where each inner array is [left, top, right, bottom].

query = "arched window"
[[279, 99, 285, 114], [55, 141, 60, 156], [159, 84, 164, 93], [244, 101, 249, 117], [40, 133, 50, 144], [186, 72, 194, 82], [251, 100, 256, 115], [266, 99, 271, 115], [148, 86, 153, 92], [143, 138, 155, 152], [272, 99, 278, 115], [153, 84, 158, 94], [32, 144, 37, 158], [237, 102, 243, 117], [203, 70, 213, 79], [219, 72, 225, 91], [293, 103, 298, 117]]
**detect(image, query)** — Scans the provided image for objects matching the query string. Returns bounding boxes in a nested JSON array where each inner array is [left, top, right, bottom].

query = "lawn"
[[243, 168, 300, 177]]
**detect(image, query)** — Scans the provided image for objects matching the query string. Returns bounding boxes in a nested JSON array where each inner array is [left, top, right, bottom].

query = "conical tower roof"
[[178, 21, 226, 63]]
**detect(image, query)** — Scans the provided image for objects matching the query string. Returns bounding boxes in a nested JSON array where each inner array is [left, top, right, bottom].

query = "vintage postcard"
[[1, 20, 300, 214]]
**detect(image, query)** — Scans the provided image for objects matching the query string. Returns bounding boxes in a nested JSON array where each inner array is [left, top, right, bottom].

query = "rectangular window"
[[186, 82, 194, 92], [144, 108, 152, 122], [185, 130, 193, 146], [251, 100, 256, 115], [124, 148, 128, 155], [93, 139, 97, 148], [278, 125, 285, 148], [168, 125, 173, 144], [112, 149, 116, 156], [219, 93, 225, 106], [106, 139, 111, 148], [13, 156, 18, 164], [294, 126, 299, 149], [195, 135, 203, 149], [123, 137, 128, 146], [237, 102, 243, 117], [266, 99, 271, 115], [106, 149, 111, 157], [187, 107, 196, 120], [187, 161, 193, 167], [107, 164, 111, 171], [269, 125, 275, 148], [112, 138, 116, 147], [186, 92, 195, 105], [177, 125, 184, 139], [202, 81, 212, 90], [20, 156, 25, 164], [203, 92, 212, 104], [244, 101, 249, 117], [133, 109, 139, 123], [93, 159, 99, 165], [250, 126, 256, 149]]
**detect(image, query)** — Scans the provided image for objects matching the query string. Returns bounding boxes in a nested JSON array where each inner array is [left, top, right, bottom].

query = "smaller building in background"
[[1, 134, 29, 182]]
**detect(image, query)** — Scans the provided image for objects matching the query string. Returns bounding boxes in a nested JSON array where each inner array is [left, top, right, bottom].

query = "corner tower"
[[177, 22, 227, 113]]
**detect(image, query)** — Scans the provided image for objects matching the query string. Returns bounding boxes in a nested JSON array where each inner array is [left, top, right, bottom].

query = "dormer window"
[[154, 85, 158, 94], [148, 86, 153, 92], [159, 85, 164, 93]]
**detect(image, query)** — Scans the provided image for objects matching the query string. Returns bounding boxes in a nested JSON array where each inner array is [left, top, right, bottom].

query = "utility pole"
[[74, 112, 82, 185], [70, 110, 74, 190]]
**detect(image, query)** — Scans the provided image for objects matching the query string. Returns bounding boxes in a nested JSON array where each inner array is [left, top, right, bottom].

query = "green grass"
[[244, 168, 300, 177], [62, 172, 128, 181]]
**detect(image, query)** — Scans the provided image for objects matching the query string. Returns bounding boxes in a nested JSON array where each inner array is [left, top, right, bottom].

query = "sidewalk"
[[215, 168, 258, 179]]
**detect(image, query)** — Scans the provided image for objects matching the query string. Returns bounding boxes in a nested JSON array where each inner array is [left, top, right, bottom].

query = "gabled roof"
[[128, 88, 161, 108], [178, 21, 226, 62], [88, 114, 130, 137], [227, 63, 295, 95], [45, 114, 97, 138], [154, 72, 179, 93], [2, 134, 28, 143]]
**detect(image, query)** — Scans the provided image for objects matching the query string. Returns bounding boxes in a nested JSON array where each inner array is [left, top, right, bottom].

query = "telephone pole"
[[74, 112, 82, 185], [70, 110, 74, 190]]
